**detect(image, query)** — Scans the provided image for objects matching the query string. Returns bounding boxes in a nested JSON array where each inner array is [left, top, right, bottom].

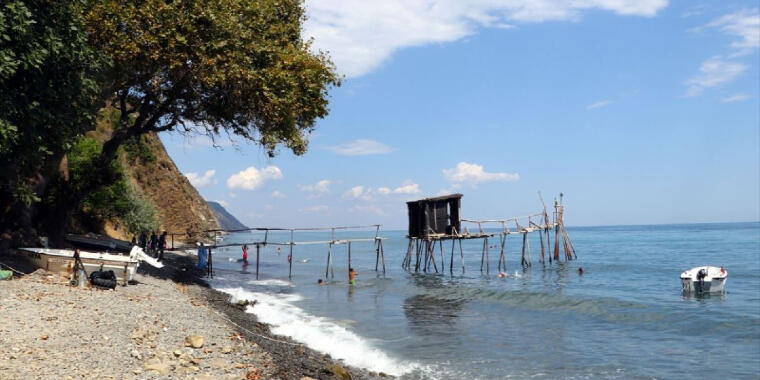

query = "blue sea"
[[206, 222, 760, 379]]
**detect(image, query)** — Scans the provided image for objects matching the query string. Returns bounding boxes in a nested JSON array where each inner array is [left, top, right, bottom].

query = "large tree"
[[0, 0, 102, 241], [47, 0, 340, 234], [85, 0, 339, 165]]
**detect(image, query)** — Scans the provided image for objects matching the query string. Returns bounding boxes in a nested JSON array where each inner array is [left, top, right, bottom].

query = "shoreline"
[[0, 248, 388, 380]]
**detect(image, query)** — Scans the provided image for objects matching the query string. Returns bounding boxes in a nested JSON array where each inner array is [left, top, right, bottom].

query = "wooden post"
[[325, 243, 334, 279], [255, 244, 260, 280], [521, 233, 528, 268], [375, 239, 380, 271], [380, 240, 386, 274], [171, 234, 174, 250], [348, 241, 352, 278], [500, 234, 507, 272], [207, 247, 213, 278], [450, 239, 455, 274], [288, 231, 294, 278], [480, 238, 486, 273], [485, 237, 490, 274], [428, 240, 439, 273], [459, 239, 465, 273], [538, 225, 546, 265], [423, 240, 429, 272], [439, 240, 445, 273]]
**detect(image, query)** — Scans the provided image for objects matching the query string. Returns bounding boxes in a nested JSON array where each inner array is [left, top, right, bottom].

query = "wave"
[[246, 279, 293, 287], [214, 286, 418, 376]]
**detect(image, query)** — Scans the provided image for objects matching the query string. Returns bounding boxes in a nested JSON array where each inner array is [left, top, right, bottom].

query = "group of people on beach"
[[134, 230, 168, 262]]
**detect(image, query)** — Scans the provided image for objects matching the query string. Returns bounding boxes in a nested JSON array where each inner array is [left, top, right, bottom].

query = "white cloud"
[[304, 0, 668, 78], [185, 169, 216, 187], [226, 166, 283, 190], [214, 199, 229, 208], [443, 162, 519, 186], [684, 57, 747, 96], [720, 93, 753, 103], [704, 8, 759, 50], [343, 185, 372, 200], [264, 204, 275, 210], [298, 180, 331, 197], [377, 187, 391, 195], [392, 180, 422, 195], [300, 205, 329, 213], [270, 190, 287, 199], [587, 99, 613, 109], [328, 139, 396, 156]]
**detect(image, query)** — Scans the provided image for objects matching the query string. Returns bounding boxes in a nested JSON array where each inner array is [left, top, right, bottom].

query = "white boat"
[[680, 266, 727, 293], [17, 246, 162, 286]]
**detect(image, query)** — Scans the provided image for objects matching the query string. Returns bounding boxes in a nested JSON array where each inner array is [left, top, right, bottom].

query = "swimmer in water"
[[348, 267, 358, 285], [578, 267, 584, 275]]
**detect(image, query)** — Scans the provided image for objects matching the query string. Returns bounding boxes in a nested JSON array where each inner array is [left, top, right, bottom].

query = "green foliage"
[[0, 0, 103, 203], [122, 135, 156, 164], [68, 136, 160, 236], [85, 0, 340, 156]]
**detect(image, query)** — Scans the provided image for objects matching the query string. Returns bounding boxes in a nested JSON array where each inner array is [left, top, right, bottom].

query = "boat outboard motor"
[[696, 268, 708, 292]]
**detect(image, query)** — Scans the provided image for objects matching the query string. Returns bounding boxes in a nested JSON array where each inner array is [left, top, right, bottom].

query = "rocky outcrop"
[[207, 201, 248, 231]]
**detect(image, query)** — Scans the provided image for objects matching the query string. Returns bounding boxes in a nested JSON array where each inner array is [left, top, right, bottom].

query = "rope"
[[0, 261, 24, 275]]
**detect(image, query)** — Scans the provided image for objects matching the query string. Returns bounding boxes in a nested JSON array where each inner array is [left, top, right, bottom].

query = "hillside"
[[119, 132, 220, 241], [207, 201, 248, 231]]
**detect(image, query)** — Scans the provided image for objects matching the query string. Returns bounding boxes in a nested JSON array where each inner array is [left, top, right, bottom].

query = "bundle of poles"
[[204, 224, 387, 280], [401, 193, 576, 275]]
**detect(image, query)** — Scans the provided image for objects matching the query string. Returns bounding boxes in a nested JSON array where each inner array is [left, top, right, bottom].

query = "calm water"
[[207, 222, 760, 379]]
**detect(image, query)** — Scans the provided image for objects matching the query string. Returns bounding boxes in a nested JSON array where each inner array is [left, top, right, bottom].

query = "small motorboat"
[[680, 266, 727, 293], [17, 246, 162, 285]]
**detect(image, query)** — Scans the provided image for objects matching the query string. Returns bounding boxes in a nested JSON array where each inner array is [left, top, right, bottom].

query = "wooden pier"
[[203, 225, 387, 280], [401, 193, 576, 274]]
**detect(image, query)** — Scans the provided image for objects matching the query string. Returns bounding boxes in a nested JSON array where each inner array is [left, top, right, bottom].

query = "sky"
[[161, 1, 760, 230]]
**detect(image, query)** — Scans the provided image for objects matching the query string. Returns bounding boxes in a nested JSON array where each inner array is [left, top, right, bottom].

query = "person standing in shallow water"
[[349, 267, 358, 285], [242, 244, 248, 265]]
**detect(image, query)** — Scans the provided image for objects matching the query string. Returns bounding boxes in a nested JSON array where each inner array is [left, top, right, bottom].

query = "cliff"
[[118, 132, 220, 241], [207, 201, 248, 231]]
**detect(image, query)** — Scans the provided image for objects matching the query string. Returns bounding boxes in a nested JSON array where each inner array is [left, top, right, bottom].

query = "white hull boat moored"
[[17, 246, 162, 286], [680, 266, 727, 293]]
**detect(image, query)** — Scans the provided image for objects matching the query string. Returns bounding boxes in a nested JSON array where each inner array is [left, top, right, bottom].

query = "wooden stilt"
[[439, 240, 445, 273], [485, 237, 490, 274], [423, 240, 430, 272], [325, 243, 333, 279], [480, 238, 486, 273], [428, 240, 439, 273], [545, 227, 552, 264], [348, 241, 352, 278], [538, 226, 546, 265], [459, 239, 465, 273], [379, 240, 386, 274], [255, 244, 260, 280], [498, 234, 506, 272], [414, 239, 422, 272], [375, 240, 380, 271], [553, 223, 560, 262], [521, 233, 528, 268], [449, 239, 455, 274]]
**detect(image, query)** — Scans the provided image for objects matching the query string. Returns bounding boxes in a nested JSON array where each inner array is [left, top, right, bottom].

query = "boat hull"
[[680, 266, 727, 293], [18, 248, 138, 285]]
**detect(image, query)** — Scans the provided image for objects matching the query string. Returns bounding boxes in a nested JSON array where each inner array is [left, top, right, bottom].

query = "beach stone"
[[130, 349, 142, 360], [144, 361, 170, 375], [173, 349, 183, 357], [378, 372, 388, 377], [300, 377, 317, 380], [221, 347, 232, 354], [185, 335, 204, 348], [326, 364, 352, 380]]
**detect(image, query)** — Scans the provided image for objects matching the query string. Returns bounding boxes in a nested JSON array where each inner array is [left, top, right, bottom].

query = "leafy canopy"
[[86, 0, 340, 155], [0, 0, 102, 202]]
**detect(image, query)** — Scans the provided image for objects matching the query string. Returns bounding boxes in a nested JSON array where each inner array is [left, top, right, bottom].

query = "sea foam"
[[215, 285, 416, 376]]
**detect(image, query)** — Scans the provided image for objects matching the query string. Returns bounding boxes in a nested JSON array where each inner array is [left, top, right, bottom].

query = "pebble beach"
[[0, 250, 376, 380]]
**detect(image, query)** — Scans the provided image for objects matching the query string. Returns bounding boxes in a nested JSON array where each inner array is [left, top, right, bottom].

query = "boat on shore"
[[65, 233, 133, 253], [16, 246, 161, 286], [681, 266, 727, 293]]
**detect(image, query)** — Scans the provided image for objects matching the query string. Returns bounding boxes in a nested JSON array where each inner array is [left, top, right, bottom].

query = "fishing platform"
[[401, 192, 576, 274], [205, 225, 387, 280]]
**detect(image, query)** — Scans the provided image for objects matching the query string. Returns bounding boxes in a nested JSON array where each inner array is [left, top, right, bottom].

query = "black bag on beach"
[[89, 270, 117, 289]]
